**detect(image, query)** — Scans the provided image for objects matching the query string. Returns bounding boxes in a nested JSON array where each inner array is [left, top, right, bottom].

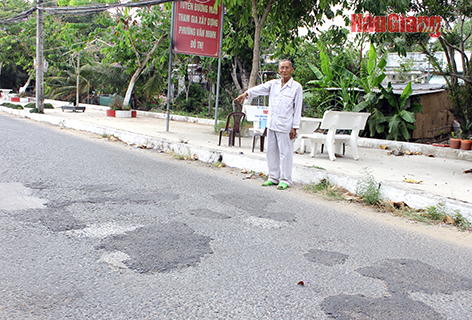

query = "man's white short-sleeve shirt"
[[247, 77, 303, 133]]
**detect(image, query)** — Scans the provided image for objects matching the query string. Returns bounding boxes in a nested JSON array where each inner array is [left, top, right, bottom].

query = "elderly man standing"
[[234, 59, 303, 190]]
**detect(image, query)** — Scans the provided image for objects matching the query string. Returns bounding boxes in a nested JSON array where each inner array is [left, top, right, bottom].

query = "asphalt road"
[[1, 113, 472, 320]]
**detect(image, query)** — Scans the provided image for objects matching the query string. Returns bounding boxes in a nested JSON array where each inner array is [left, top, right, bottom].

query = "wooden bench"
[[61, 104, 86, 112], [297, 111, 370, 161]]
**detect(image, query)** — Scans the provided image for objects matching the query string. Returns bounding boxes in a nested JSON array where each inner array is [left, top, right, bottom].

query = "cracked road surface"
[[1, 113, 472, 319]]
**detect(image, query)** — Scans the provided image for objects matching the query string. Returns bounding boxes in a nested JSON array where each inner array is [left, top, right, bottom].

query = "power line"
[[0, 0, 181, 24], [0, 7, 37, 24]]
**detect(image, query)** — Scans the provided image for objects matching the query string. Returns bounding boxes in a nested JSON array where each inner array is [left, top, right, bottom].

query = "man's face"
[[278, 61, 293, 80]]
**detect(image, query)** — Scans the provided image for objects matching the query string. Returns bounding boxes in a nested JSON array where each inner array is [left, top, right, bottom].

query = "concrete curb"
[[359, 138, 472, 161], [2, 105, 471, 219], [59, 101, 218, 126]]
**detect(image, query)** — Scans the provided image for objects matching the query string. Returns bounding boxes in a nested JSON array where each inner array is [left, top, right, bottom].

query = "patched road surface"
[[1, 113, 472, 319]]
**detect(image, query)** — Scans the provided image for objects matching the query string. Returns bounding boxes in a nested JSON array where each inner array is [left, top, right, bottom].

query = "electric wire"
[[0, 0, 180, 24]]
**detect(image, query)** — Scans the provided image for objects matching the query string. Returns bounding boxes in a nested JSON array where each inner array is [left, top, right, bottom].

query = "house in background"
[[326, 82, 453, 140], [377, 83, 454, 140], [385, 51, 470, 85]]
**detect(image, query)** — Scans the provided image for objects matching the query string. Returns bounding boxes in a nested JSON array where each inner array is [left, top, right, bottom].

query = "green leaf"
[[399, 110, 416, 123], [377, 58, 387, 70], [399, 122, 411, 140], [367, 44, 377, 75], [353, 100, 368, 112], [381, 87, 399, 109], [373, 74, 386, 87], [320, 51, 332, 83], [408, 103, 423, 113], [388, 114, 401, 134], [399, 82, 413, 107], [308, 63, 324, 81]]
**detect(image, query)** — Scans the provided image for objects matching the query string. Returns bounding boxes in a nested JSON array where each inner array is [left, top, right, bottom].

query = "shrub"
[[29, 108, 44, 114], [357, 167, 382, 205], [174, 83, 207, 113], [24, 103, 54, 109], [1, 102, 23, 109]]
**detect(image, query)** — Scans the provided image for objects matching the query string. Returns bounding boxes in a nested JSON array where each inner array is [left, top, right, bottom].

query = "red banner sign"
[[173, 0, 222, 57]]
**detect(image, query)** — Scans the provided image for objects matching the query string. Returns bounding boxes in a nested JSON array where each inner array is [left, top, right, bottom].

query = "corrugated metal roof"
[[325, 83, 446, 96]]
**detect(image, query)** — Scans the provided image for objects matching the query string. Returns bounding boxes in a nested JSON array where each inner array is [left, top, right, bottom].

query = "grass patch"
[[1, 102, 23, 109], [173, 153, 187, 160], [24, 103, 54, 109], [303, 177, 472, 232], [356, 167, 382, 205], [29, 107, 44, 114], [211, 161, 226, 168], [381, 202, 472, 231], [165, 150, 197, 161], [304, 179, 348, 200]]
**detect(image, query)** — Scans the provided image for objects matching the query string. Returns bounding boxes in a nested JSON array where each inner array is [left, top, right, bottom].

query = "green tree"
[[223, 0, 339, 91], [408, 0, 472, 137], [0, 0, 37, 91], [98, 6, 170, 108]]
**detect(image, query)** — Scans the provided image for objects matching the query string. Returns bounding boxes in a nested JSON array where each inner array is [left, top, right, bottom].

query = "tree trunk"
[[19, 73, 33, 94], [123, 34, 166, 108], [123, 67, 142, 109], [208, 83, 213, 114], [231, 57, 242, 93], [231, 56, 249, 94], [248, 21, 262, 88], [247, 0, 273, 89], [185, 72, 192, 102]]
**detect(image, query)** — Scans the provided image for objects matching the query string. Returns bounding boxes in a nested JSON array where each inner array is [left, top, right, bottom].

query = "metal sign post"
[[213, 5, 224, 130], [166, 2, 176, 132]]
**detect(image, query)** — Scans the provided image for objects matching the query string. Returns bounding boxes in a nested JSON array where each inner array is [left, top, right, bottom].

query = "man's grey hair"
[[279, 59, 293, 68]]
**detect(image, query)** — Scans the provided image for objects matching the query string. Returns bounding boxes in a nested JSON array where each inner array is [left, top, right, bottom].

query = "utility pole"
[[76, 52, 80, 106], [36, 0, 44, 112]]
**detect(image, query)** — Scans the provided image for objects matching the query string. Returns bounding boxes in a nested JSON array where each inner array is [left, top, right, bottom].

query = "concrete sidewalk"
[[1, 99, 471, 219]]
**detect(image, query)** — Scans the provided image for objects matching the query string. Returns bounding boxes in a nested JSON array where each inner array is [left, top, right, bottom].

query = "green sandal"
[[262, 181, 276, 187], [277, 182, 288, 190]]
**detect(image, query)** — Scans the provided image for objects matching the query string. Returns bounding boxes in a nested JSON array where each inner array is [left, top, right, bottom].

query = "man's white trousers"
[[266, 129, 294, 186]]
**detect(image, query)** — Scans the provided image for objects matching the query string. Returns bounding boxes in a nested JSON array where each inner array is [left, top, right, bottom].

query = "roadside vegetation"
[[304, 172, 472, 232], [158, 148, 472, 232], [1, 0, 470, 141], [0, 102, 23, 109]]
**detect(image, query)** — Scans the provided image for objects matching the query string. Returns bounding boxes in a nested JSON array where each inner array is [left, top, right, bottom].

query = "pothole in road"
[[95, 222, 213, 274], [304, 249, 349, 266], [356, 259, 472, 295], [189, 209, 231, 220], [321, 293, 445, 319], [39, 213, 86, 232], [212, 193, 296, 222], [321, 259, 472, 319]]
